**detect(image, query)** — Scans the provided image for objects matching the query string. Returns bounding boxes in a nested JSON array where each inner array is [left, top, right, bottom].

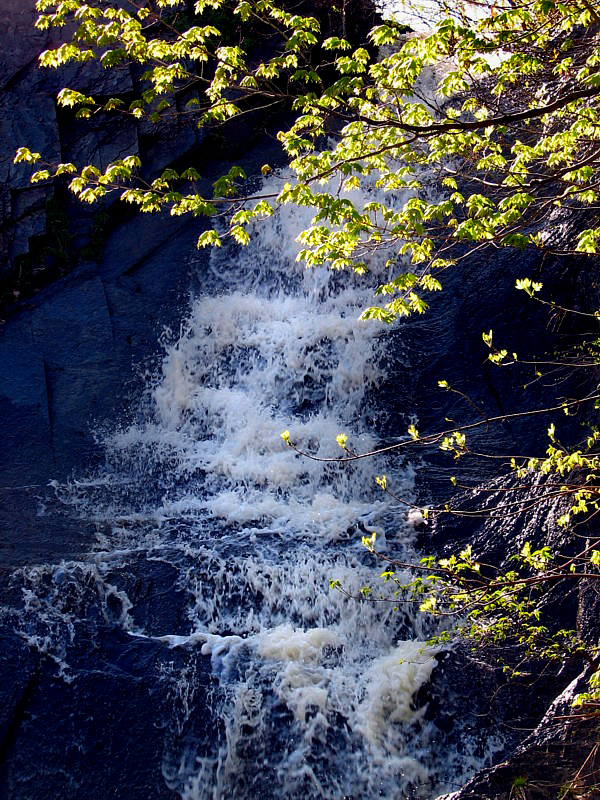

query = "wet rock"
[[437, 668, 600, 800], [0, 87, 60, 286], [578, 572, 600, 647], [391, 245, 600, 509], [59, 111, 139, 177], [103, 554, 193, 638], [415, 645, 583, 792], [0, 635, 212, 800], [0, 549, 215, 800], [0, 628, 39, 751], [9, 186, 49, 262], [62, 61, 134, 99]]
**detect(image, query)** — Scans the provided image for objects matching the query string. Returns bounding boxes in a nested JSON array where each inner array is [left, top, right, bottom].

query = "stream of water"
[[8, 172, 500, 798]]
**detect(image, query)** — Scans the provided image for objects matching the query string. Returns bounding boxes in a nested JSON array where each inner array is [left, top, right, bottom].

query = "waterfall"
[[8, 170, 500, 799]]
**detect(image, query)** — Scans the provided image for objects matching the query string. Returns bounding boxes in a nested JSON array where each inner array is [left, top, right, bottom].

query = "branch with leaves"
[[13, 0, 600, 320]]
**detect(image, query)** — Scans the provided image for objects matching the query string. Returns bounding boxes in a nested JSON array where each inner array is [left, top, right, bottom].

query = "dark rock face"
[[0, 0, 62, 292], [0, 1, 200, 309], [437, 668, 600, 800], [390, 246, 600, 495], [0, 0, 292, 560], [0, 211, 197, 564], [413, 645, 589, 793], [0, 623, 217, 800]]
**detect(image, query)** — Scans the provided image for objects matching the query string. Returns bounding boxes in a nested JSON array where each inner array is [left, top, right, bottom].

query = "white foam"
[[18, 169, 501, 798], [358, 641, 438, 747]]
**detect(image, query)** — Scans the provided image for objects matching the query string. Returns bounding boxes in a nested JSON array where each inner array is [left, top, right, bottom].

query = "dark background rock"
[[384, 247, 600, 496], [437, 669, 600, 800], [0, 625, 216, 800], [413, 645, 584, 792]]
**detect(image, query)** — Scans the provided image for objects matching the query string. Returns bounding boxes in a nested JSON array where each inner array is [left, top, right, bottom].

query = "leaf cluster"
[[16, 1, 600, 320]]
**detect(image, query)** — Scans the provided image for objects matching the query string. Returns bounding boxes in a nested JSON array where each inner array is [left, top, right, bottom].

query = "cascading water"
[[5, 171, 501, 799]]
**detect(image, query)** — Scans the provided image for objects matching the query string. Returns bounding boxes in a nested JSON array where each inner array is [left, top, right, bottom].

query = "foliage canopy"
[[17, 0, 600, 318]]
